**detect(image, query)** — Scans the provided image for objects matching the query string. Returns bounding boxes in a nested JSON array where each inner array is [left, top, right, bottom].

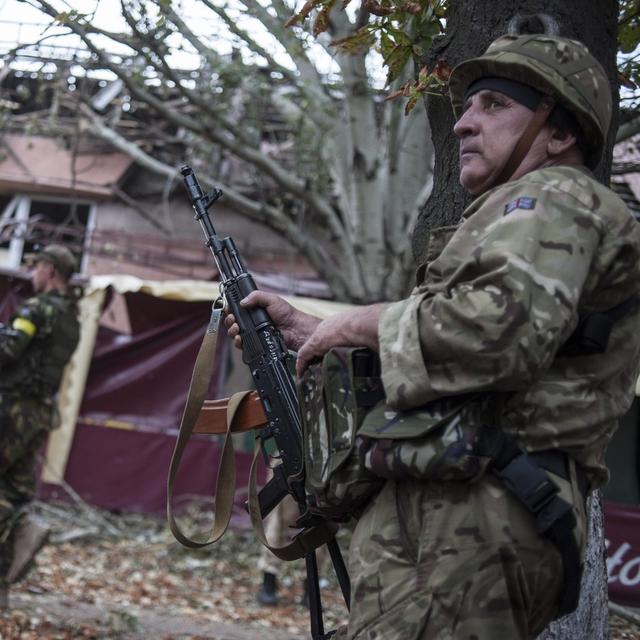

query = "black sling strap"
[[477, 427, 586, 617]]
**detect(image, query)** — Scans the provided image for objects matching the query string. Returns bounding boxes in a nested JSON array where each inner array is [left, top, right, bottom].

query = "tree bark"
[[414, 2, 619, 637], [539, 492, 609, 640]]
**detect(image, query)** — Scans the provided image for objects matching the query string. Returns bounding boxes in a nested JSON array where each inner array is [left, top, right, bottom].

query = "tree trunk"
[[538, 492, 609, 640], [414, 1, 619, 637]]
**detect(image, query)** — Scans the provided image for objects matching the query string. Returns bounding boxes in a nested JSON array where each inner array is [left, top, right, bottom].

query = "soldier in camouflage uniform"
[[0, 244, 80, 607], [227, 34, 640, 639]]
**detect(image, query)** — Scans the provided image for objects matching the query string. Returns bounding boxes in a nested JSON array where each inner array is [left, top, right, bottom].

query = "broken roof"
[[0, 134, 133, 198]]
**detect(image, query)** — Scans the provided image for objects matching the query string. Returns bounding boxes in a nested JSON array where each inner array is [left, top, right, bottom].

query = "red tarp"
[[78, 291, 228, 432], [46, 288, 239, 514], [604, 501, 640, 608], [0, 273, 259, 515], [38, 422, 259, 525], [0, 271, 33, 319], [42, 289, 241, 514]]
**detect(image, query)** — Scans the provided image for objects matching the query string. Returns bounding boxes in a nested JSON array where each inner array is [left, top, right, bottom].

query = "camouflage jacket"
[[379, 166, 640, 486], [0, 289, 80, 398]]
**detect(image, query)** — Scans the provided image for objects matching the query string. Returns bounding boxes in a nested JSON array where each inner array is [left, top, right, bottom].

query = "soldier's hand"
[[224, 290, 321, 351], [295, 304, 384, 377]]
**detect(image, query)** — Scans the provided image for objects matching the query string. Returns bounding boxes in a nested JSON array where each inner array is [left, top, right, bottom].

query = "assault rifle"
[[180, 166, 350, 640]]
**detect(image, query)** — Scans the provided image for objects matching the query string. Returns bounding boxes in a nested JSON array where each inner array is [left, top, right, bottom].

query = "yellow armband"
[[12, 317, 36, 337]]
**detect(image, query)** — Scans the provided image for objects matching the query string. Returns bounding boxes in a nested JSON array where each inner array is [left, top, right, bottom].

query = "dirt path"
[[8, 591, 293, 640], [0, 502, 347, 639]]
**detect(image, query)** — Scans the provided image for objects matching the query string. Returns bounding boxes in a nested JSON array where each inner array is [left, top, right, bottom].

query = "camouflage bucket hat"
[[25, 244, 77, 278], [449, 34, 612, 168]]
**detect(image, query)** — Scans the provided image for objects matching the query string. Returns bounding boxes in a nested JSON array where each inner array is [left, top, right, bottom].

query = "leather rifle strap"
[[167, 301, 334, 558], [167, 301, 252, 547], [493, 96, 556, 187]]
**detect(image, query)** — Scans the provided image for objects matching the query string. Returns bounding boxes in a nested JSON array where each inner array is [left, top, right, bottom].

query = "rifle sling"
[[167, 301, 247, 548], [167, 301, 336, 559]]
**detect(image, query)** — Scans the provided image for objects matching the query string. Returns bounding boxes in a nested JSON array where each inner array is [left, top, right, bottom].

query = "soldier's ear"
[[547, 126, 578, 157]]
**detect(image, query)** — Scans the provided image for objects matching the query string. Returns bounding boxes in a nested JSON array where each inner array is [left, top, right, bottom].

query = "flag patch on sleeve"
[[504, 197, 537, 215]]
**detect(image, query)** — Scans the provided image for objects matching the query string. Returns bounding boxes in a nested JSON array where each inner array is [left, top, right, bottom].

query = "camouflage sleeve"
[[379, 180, 606, 410], [0, 297, 46, 365]]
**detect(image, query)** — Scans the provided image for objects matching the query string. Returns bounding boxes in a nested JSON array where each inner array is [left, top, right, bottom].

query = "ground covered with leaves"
[[0, 500, 348, 639], [0, 500, 638, 639]]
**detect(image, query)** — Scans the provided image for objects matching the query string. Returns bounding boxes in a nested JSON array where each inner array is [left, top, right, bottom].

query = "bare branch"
[[169, 0, 332, 125], [617, 115, 640, 143], [117, 2, 255, 147], [29, 1, 352, 248], [78, 102, 180, 178], [79, 102, 357, 296], [234, 0, 318, 70]]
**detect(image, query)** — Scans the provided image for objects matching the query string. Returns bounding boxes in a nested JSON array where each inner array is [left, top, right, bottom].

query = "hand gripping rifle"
[[177, 166, 350, 639]]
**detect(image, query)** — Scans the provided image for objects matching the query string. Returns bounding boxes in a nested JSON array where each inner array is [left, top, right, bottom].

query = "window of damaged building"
[[0, 192, 93, 271]]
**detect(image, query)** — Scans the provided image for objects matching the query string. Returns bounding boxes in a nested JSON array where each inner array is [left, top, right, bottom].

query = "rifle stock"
[[193, 392, 267, 435]]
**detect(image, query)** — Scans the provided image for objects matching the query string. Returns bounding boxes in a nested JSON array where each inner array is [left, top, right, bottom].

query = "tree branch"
[[118, 1, 256, 147], [29, 0, 351, 241], [159, 1, 340, 143], [617, 115, 640, 143], [79, 102, 357, 296], [234, 0, 318, 70]]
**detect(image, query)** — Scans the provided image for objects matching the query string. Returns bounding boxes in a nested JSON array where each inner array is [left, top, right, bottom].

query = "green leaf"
[[620, 24, 640, 53], [379, 29, 396, 60], [331, 25, 377, 53], [385, 44, 411, 83]]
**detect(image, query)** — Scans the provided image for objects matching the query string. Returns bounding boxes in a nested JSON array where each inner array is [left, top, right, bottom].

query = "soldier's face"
[[31, 260, 52, 293], [454, 89, 541, 195]]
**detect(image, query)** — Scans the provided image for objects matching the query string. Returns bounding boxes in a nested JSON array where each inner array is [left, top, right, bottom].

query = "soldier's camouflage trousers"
[[342, 470, 587, 640], [0, 394, 56, 585]]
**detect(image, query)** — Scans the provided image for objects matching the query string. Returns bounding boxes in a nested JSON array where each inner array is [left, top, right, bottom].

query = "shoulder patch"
[[504, 197, 537, 215], [12, 317, 36, 337]]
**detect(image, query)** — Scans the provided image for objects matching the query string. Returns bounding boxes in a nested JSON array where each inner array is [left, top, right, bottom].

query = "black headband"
[[463, 76, 579, 135], [464, 77, 543, 111]]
